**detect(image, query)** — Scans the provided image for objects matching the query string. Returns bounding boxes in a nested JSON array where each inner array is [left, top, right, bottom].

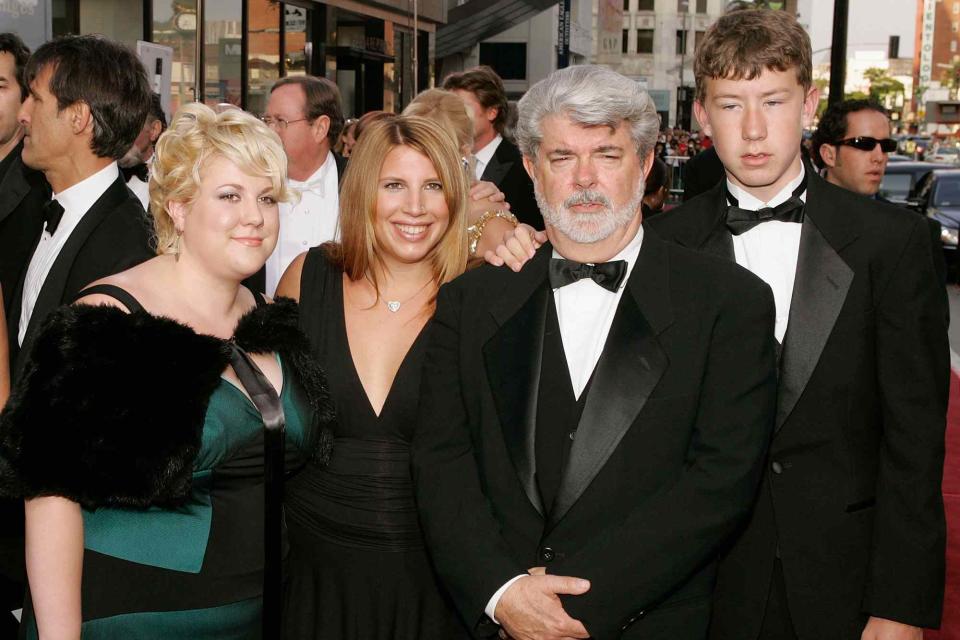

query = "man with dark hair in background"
[[119, 92, 167, 211], [443, 65, 542, 228], [258, 75, 346, 295], [812, 99, 947, 285], [10, 35, 154, 373]]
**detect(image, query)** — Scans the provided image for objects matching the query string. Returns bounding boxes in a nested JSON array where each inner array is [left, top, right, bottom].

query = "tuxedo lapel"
[[24, 177, 129, 341], [776, 177, 857, 431], [480, 140, 516, 187], [547, 233, 673, 530], [483, 249, 552, 517]]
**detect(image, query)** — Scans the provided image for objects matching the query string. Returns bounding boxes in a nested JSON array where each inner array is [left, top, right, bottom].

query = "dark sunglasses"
[[833, 136, 898, 153]]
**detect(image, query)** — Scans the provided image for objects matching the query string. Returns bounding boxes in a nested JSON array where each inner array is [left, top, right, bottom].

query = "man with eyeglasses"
[[812, 99, 946, 285], [258, 75, 346, 296]]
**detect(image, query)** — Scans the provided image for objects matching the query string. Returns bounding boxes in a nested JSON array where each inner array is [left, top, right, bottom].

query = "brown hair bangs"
[[694, 8, 812, 103]]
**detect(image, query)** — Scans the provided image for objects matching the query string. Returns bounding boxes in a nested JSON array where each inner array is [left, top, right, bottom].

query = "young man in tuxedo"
[[414, 64, 778, 640], [10, 34, 154, 372], [648, 9, 948, 640], [443, 65, 542, 229]]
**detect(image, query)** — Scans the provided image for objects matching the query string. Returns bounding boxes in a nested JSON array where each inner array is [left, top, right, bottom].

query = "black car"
[[909, 169, 960, 267], [879, 161, 953, 205]]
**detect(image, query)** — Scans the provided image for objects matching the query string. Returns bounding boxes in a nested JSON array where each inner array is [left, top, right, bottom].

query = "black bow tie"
[[549, 258, 627, 293], [42, 199, 65, 236], [120, 163, 149, 183], [725, 175, 807, 236]]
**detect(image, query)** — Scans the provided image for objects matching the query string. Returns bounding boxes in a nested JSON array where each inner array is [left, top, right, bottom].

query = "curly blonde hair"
[[149, 102, 292, 254]]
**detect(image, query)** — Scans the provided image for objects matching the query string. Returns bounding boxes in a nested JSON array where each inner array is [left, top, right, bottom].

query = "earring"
[[173, 230, 182, 262]]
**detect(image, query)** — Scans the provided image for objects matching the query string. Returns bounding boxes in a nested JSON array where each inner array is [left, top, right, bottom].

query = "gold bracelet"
[[467, 209, 518, 257]]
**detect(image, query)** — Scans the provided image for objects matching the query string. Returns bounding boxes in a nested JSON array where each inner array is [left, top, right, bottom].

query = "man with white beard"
[[414, 64, 777, 640]]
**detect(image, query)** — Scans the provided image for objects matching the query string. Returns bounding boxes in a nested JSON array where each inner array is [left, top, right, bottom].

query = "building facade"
[[914, 0, 960, 127], [2, 0, 440, 117]]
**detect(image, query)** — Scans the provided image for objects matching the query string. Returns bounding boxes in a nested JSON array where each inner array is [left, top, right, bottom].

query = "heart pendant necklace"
[[382, 279, 433, 313]]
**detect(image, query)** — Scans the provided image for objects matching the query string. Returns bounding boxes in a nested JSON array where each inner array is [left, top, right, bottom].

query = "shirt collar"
[[290, 152, 335, 195], [551, 225, 644, 292], [54, 162, 119, 218], [474, 134, 503, 168], [726, 162, 806, 211]]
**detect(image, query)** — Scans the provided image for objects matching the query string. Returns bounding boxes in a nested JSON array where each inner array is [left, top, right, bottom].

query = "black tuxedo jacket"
[[0, 143, 49, 311], [7, 174, 153, 375], [681, 147, 724, 202], [481, 138, 543, 230], [648, 173, 949, 639], [414, 232, 778, 639]]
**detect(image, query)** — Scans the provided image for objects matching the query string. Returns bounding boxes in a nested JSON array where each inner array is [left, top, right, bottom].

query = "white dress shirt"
[[19, 162, 120, 345], [127, 174, 150, 211], [474, 134, 503, 182], [484, 226, 645, 622], [727, 165, 806, 343], [264, 152, 340, 296]]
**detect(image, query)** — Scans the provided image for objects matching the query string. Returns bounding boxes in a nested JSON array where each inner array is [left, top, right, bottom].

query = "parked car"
[[929, 145, 960, 164], [879, 161, 953, 205], [908, 169, 960, 270]]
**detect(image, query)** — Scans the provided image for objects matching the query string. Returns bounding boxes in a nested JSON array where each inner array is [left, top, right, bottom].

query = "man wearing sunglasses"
[[812, 99, 897, 196], [812, 99, 946, 285]]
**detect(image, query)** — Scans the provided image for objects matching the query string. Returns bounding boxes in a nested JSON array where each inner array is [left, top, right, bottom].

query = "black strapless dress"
[[282, 248, 469, 639]]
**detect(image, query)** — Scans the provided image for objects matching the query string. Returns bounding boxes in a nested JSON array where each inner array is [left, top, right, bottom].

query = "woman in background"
[[278, 115, 470, 639], [0, 103, 330, 639]]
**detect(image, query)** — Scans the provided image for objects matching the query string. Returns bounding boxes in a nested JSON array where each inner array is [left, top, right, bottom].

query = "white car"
[[929, 146, 960, 164]]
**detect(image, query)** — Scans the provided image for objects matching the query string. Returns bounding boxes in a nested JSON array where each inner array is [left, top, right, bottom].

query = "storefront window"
[[247, 0, 281, 115], [153, 0, 198, 114], [204, 0, 243, 106], [79, 0, 143, 47], [284, 4, 309, 76]]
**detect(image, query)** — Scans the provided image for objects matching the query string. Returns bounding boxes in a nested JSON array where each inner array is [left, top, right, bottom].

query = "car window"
[[879, 173, 913, 199], [933, 179, 960, 207], [914, 173, 935, 200]]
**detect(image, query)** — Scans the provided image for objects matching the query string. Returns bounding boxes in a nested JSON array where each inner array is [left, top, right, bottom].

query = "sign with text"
[[0, 0, 52, 50], [597, 0, 623, 61]]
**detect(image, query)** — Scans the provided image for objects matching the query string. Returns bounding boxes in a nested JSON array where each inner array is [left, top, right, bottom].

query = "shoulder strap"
[[227, 344, 284, 637], [72, 284, 145, 313], [245, 286, 268, 308]]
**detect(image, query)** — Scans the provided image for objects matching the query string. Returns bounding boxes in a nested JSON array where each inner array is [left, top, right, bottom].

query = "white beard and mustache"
[[534, 177, 645, 244]]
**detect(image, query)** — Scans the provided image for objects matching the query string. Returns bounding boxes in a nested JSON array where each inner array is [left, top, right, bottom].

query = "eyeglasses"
[[259, 115, 310, 130], [833, 136, 898, 153]]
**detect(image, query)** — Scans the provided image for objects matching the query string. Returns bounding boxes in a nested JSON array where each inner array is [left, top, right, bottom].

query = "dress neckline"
[[336, 272, 431, 419]]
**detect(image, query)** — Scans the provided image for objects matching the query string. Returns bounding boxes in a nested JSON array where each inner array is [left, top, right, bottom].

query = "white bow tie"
[[291, 176, 325, 197]]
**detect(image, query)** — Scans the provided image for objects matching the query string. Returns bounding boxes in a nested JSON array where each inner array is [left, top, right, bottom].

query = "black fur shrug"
[[0, 298, 333, 511]]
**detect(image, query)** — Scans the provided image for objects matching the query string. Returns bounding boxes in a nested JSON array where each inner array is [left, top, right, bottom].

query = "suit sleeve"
[[863, 216, 948, 627], [550, 270, 778, 640], [412, 283, 527, 633]]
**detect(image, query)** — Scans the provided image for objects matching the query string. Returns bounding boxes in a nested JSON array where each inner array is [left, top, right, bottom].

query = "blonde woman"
[[277, 115, 470, 639], [0, 103, 331, 639]]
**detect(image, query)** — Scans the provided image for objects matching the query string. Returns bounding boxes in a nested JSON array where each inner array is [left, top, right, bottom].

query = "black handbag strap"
[[228, 343, 285, 637]]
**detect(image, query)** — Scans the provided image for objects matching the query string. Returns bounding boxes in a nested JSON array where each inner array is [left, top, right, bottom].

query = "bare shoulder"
[[276, 251, 310, 301], [73, 257, 161, 312]]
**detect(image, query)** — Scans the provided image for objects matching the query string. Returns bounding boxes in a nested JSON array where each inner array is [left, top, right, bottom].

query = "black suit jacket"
[[649, 174, 949, 638], [0, 143, 49, 311], [8, 174, 153, 375], [681, 147, 724, 202], [481, 138, 543, 230], [414, 232, 778, 639]]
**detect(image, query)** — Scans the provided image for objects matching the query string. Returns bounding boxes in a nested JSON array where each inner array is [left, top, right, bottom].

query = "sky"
[[799, 0, 918, 65]]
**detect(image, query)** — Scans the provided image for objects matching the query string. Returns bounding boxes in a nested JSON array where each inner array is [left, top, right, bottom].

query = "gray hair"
[[516, 65, 660, 161]]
